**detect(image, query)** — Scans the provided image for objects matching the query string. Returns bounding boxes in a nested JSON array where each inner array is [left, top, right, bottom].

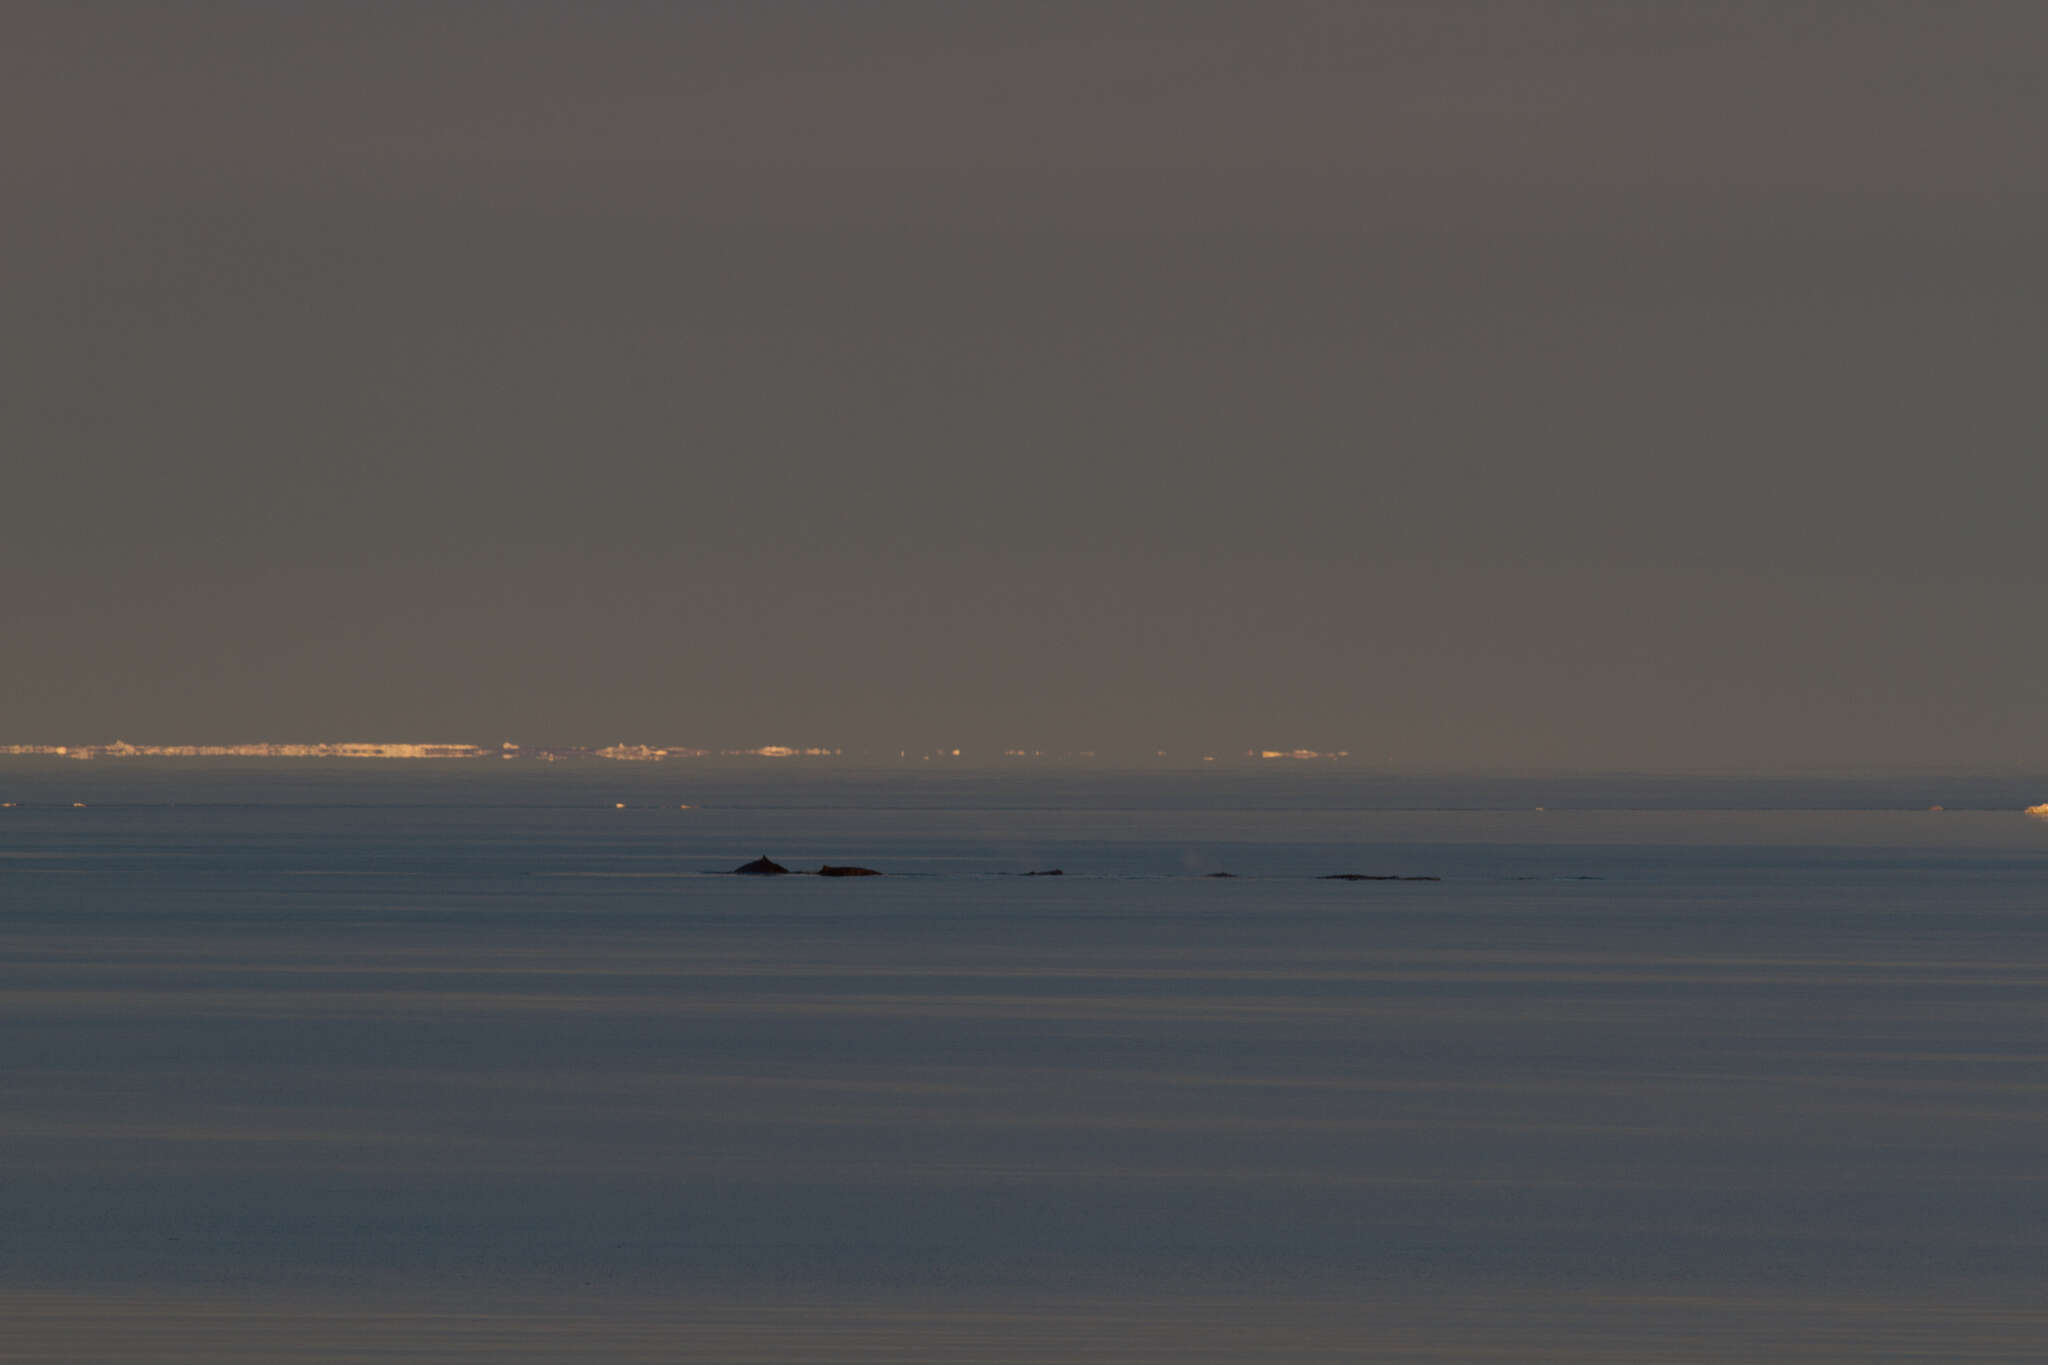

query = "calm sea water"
[[4, 764, 2045, 1362]]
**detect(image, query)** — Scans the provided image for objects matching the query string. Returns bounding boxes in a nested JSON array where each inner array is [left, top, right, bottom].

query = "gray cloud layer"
[[6, 2, 2045, 764]]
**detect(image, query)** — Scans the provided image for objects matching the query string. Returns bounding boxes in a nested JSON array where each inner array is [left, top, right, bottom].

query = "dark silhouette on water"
[[1321, 873, 1442, 882], [729, 857, 1453, 880]]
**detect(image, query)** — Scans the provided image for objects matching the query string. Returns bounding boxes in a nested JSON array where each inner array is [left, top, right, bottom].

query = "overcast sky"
[[6, 1, 2045, 766]]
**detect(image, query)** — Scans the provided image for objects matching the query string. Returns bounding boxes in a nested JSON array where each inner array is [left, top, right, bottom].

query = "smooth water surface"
[[3, 764, 2045, 1361]]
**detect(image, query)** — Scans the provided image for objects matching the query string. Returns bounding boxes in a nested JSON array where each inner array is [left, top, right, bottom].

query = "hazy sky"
[[7, 1, 2045, 766]]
